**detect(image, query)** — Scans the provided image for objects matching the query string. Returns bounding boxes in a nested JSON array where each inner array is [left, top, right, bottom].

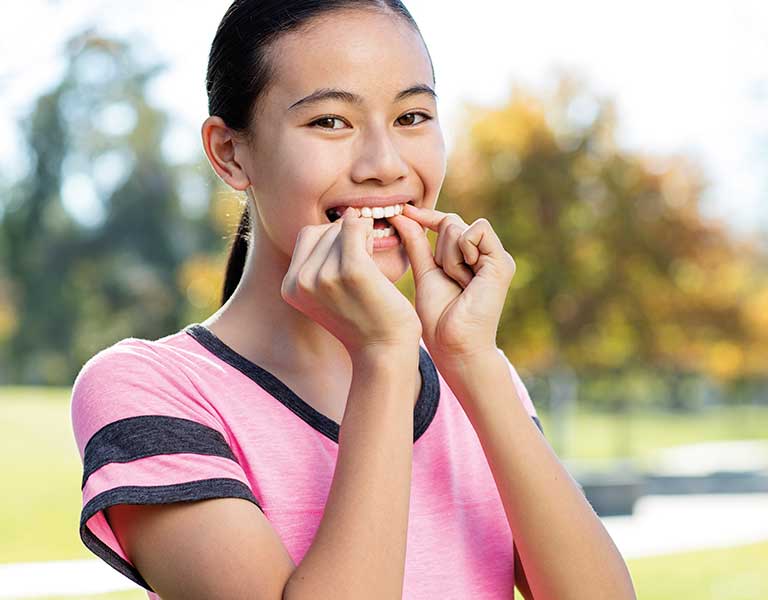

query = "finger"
[[340, 207, 374, 265], [401, 204, 469, 233], [461, 218, 508, 263], [316, 236, 343, 287], [434, 218, 460, 267], [387, 213, 440, 281], [299, 219, 344, 277], [458, 233, 481, 267], [441, 223, 475, 287], [288, 223, 336, 273], [434, 214, 468, 266]]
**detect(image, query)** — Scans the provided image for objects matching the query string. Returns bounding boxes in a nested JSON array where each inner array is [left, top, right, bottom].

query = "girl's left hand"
[[388, 205, 517, 363]]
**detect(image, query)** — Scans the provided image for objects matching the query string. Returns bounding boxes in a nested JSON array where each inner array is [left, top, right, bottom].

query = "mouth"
[[325, 200, 415, 225]]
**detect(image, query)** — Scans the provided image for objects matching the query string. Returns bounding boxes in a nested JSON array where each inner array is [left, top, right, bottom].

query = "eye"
[[309, 116, 348, 130], [397, 112, 432, 127]]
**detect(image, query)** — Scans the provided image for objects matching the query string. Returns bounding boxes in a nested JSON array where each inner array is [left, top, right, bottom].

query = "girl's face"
[[242, 8, 446, 283]]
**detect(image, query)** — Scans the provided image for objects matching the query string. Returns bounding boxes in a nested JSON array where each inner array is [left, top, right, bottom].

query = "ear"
[[201, 116, 251, 191]]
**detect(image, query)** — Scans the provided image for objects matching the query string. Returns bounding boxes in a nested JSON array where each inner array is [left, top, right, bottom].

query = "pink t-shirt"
[[71, 323, 543, 599]]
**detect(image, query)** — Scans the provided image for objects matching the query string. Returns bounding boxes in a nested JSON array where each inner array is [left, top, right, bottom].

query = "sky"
[[1, 0, 766, 237]]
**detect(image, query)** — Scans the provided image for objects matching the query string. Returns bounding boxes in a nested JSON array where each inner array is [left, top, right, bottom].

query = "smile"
[[325, 201, 414, 223]]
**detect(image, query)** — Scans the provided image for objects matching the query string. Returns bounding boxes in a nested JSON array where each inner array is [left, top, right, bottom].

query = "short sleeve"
[[496, 347, 545, 436], [70, 338, 261, 592]]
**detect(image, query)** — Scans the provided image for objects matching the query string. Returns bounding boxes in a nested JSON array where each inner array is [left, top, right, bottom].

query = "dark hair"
[[206, 0, 433, 306]]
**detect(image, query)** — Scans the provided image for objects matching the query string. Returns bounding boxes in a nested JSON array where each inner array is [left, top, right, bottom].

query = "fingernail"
[[343, 207, 358, 218]]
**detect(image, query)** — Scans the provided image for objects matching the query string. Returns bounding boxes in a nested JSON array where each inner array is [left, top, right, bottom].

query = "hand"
[[281, 208, 422, 354], [387, 205, 516, 362]]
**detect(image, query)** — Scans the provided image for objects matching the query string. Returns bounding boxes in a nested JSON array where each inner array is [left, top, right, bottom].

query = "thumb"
[[388, 214, 438, 281]]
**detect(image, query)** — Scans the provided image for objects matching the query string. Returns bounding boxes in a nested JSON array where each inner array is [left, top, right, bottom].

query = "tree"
[[0, 31, 222, 384], [436, 72, 767, 401]]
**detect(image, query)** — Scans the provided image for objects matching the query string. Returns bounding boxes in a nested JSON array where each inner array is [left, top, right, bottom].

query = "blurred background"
[[1, 0, 766, 598]]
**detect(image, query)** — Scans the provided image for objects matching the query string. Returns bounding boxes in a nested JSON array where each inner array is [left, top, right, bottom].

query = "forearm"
[[437, 352, 636, 600], [284, 347, 419, 600]]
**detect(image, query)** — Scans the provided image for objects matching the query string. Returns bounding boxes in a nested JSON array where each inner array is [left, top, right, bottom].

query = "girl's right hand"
[[281, 208, 422, 354]]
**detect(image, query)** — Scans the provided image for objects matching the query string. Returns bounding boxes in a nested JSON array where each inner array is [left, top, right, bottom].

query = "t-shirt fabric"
[[71, 322, 543, 599]]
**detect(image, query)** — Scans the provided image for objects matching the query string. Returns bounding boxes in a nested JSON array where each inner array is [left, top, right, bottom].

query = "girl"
[[71, 1, 636, 598]]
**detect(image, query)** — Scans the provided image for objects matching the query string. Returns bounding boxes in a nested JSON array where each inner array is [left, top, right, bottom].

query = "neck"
[[203, 221, 353, 373]]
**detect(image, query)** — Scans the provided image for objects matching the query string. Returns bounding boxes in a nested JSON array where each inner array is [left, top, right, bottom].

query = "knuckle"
[[506, 253, 517, 274], [339, 260, 363, 283], [448, 222, 464, 235], [280, 278, 294, 300], [296, 268, 314, 292], [316, 267, 337, 291]]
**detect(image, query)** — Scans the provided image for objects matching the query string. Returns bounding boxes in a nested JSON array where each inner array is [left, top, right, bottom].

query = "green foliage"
[[0, 32, 226, 384]]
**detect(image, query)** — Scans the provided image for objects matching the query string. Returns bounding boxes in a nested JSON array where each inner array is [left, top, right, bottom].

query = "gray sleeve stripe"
[[82, 415, 238, 490], [80, 478, 262, 593], [532, 415, 544, 435]]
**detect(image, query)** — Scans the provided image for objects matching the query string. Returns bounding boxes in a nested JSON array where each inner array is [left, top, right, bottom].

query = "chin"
[[372, 245, 410, 282]]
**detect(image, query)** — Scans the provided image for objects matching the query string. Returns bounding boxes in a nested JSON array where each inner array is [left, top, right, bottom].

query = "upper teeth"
[[331, 203, 406, 219]]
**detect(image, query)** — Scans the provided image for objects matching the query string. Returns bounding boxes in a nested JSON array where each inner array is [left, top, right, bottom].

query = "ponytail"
[[221, 206, 250, 306]]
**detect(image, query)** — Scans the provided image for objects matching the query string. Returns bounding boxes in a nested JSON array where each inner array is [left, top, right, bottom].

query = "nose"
[[350, 124, 409, 185]]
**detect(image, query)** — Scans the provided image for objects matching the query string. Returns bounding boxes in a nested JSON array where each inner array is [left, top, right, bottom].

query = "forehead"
[[266, 9, 433, 106]]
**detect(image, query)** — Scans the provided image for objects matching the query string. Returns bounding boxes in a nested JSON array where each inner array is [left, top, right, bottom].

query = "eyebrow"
[[287, 84, 437, 112]]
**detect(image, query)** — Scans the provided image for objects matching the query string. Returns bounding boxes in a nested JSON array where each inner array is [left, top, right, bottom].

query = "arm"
[[283, 345, 419, 600], [107, 345, 419, 600], [513, 542, 534, 600], [437, 352, 636, 600]]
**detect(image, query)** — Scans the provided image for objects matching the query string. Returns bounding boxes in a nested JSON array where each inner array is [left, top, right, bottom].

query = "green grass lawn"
[[32, 593, 147, 600], [628, 540, 768, 600], [1, 386, 92, 562], [21, 541, 768, 599], [2, 386, 767, 598], [536, 403, 768, 465]]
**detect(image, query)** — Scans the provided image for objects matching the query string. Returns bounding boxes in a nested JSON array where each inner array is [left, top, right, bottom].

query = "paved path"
[[602, 493, 768, 558], [2, 493, 768, 598]]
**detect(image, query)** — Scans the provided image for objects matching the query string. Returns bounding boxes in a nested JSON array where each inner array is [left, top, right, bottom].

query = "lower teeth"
[[372, 226, 396, 239]]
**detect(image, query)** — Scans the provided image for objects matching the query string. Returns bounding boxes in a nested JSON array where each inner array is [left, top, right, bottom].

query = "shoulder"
[[71, 337, 182, 413], [70, 334, 224, 459]]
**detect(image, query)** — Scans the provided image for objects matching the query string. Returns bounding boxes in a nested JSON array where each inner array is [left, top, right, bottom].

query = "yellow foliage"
[[657, 323, 688, 353], [0, 279, 18, 342], [465, 88, 555, 158], [0, 302, 18, 343], [573, 238, 610, 286], [508, 254, 534, 290], [671, 259, 706, 295], [581, 303, 637, 368], [177, 254, 227, 314], [744, 287, 768, 336], [503, 308, 556, 370], [212, 189, 247, 236], [709, 261, 751, 307], [706, 341, 745, 381]]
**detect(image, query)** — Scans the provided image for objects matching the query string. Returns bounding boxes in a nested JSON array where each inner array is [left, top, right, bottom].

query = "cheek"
[[284, 128, 345, 172], [259, 142, 339, 216], [411, 133, 447, 201], [268, 147, 344, 228], [254, 141, 343, 256]]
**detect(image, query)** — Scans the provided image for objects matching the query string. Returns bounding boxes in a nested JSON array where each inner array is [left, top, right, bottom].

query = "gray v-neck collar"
[[184, 323, 441, 444]]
